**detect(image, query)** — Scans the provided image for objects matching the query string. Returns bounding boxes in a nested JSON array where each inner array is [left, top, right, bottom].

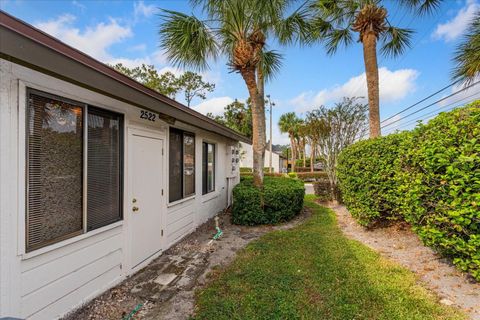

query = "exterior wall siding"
[[239, 141, 282, 173], [0, 59, 239, 319]]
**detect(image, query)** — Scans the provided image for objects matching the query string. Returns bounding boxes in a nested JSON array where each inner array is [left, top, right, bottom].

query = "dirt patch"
[[63, 208, 311, 320], [325, 202, 480, 320]]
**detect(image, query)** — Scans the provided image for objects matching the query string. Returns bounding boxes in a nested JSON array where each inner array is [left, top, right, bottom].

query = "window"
[[202, 142, 215, 194], [169, 128, 195, 202], [26, 89, 123, 252]]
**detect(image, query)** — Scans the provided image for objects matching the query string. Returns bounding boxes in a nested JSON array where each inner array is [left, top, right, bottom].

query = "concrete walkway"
[[64, 209, 311, 320]]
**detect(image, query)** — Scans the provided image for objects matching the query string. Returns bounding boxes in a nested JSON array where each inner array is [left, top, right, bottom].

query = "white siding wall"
[[239, 142, 281, 172], [0, 59, 238, 319]]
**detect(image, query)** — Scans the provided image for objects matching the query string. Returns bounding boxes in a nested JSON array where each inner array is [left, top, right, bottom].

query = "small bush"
[[240, 167, 253, 173], [288, 172, 298, 179], [232, 177, 305, 225]]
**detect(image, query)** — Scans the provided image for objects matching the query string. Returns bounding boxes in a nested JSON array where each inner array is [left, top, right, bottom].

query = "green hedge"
[[232, 177, 305, 225], [240, 167, 253, 173], [296, 171, 328, 181], [337, 101, 480, 280], [337, 132, 410, 226]]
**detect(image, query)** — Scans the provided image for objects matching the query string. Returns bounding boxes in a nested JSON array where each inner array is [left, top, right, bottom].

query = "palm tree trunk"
[[310, 143, 314, 173], [362, 32, 381, 138], [240, 67, 265, 187], [290, 137, 296, 172], [303, 139, 306, 167]]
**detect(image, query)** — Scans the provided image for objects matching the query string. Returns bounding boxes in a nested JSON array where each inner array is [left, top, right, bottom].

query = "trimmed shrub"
[[232, 177, 305, 225], [396, 103, 480, 280], [336, 101, 480, 280], [240, 167, 253, 173], [337, 132, 411, 226], [296, 171, 328, 181], [240, 172, 285, 179], [313, 179, 333, 201], [288, 172, 298, 179]]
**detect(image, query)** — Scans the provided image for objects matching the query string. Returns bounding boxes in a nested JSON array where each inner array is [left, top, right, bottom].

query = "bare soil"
[[63, 208, 311, 320], [326, 201, 480, 320]]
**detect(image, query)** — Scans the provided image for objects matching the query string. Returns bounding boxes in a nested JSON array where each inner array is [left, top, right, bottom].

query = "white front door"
[[128, 130, 164, 268]]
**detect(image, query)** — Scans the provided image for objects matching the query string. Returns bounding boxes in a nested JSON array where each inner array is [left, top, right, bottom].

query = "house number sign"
[[140, 110, 157, 122]]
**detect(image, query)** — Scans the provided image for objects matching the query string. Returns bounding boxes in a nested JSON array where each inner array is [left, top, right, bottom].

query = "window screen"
[[87, 107, 123, 231], [202, 142, 215, 194], [27, 92, 84, 251], [169, 128, 195, 202]]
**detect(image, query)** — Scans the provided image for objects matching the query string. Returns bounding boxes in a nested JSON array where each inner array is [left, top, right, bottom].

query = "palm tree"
[[279, 112, 302, 172], [158, 0, 309, 187], [309, 0, 441, 137], [452, 11, 480, 84]]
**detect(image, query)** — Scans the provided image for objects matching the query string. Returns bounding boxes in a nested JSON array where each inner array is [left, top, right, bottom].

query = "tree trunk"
[[303, 139, 306, 167], [240, 67, 265, 187], [290, 136, 296, 172], [362, 31, 381, 138], [310, 143, 314, 173]]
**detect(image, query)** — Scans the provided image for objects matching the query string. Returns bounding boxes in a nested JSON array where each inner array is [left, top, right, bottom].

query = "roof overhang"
[[0, 11, 251, 144]]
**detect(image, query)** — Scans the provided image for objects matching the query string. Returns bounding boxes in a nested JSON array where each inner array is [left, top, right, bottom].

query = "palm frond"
[[259, 50, 283, 82], [398, 0, 442, 15], [159, 9, 218, 71], [452, 11, 480, 84], [380, 26, 413, 58], [324, 28, 354, 55], [276, 4, 315, 45]]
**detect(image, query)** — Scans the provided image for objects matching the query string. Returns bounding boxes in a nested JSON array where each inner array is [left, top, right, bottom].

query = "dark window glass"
[[202, 142, 215, 194], [87, 107, 123, 231], [169, 129, 183, 202], [183, 133, 195, 197], [27, 91, 83, 251], [169, 128, 195, 202]]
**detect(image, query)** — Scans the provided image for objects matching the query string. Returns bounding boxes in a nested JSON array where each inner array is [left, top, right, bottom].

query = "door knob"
[[132, 206, 139, 212]]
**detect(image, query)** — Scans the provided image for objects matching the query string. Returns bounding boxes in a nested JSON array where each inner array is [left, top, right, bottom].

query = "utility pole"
[[266, 95, 275, 173]]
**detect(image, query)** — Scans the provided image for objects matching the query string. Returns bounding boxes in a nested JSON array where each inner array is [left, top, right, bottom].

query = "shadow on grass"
[[192, 195, 465, 320]]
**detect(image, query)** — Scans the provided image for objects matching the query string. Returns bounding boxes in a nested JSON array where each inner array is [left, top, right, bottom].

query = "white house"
[[0, 12, 249, 320], [239, 142, 285, 173]]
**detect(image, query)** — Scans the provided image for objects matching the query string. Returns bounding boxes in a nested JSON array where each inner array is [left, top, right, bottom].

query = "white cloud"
[[433, 0, 479, 42], [35, 14, 132, 61], [71, 0, 85, 11], [134, 1, 156, 21], [291, 67, 419, 112], [192, 96, 235, 116]]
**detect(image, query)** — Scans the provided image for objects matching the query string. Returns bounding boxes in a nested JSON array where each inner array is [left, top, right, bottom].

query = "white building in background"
[[239, 142, 285, 173], [0, 12, 249, 320]]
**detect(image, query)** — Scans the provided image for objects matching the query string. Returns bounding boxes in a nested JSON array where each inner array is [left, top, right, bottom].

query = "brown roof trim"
[[0, 10, 251, 144]]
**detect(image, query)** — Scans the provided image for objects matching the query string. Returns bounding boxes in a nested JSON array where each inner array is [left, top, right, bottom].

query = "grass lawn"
[[193, 195, 465, 320]]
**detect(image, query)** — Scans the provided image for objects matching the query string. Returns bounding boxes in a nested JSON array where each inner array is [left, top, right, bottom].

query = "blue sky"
[[1, 0, 479, 144]]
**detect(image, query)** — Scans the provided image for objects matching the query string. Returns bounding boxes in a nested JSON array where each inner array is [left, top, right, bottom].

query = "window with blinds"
[[202, 142, 215, 194], [169, 128, 195, 202], [26, 89, 123, 252], [87, 107, 123, 231]]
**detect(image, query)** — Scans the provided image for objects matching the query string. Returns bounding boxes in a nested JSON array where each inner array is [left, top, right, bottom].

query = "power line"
[[381, 80, 460, 124], [381, 80, 480, 129], [383, 92, 480, 134]]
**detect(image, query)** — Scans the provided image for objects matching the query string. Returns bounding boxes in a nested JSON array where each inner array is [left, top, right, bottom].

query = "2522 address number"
[[140, 110, 156, 122]]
